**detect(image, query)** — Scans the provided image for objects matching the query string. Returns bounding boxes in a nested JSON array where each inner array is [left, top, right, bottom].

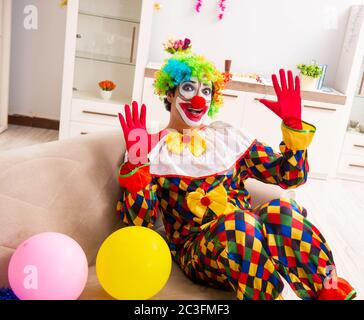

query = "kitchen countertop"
[[145, 63, 347, 106]]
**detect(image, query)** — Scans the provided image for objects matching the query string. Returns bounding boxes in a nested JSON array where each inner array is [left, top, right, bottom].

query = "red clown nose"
[[191, 96, 206, 109]]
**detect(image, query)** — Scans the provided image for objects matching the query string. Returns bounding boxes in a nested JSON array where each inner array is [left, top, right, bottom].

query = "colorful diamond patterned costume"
[[116, 120, 356, 300]]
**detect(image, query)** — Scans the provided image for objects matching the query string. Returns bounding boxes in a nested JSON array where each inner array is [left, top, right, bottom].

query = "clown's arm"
[[243, 124, 315, 189], [117, 162, 159, 229], [116, 102, 162, 229], [242, 69, 316, 189]]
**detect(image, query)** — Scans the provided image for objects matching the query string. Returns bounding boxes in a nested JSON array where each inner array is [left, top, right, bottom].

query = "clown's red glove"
[[259, 69, 303, 130], [118, 101, 167, 167], [118, 102, 168, 193]]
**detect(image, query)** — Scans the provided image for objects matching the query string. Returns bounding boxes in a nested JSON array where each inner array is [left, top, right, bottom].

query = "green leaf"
[[297, 63, 324, 78]]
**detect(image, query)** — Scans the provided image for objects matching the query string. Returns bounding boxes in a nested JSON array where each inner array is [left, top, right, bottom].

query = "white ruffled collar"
[[148, 122, 255, 178]]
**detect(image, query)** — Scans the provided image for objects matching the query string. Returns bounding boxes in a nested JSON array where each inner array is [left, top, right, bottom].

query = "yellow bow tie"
[[166, 131, 206, 157], [186, 185, 236, 225]]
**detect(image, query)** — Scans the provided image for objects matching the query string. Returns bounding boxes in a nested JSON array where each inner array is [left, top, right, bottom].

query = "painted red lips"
[[179, 103, 208, 122]]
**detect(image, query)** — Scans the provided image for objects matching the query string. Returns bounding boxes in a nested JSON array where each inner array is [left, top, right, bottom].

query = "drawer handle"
[[81, 132, 88, 135], [354, 144, 364, 149], [223, 93, 239, 98], [349, 164, 364, 169], [303, 105, 337, 112], [130, 26, 136, 63], [82, 110, 118, 118]]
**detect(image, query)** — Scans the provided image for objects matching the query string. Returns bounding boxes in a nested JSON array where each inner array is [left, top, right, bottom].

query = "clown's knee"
[[256, 198, 307, 220], [218, 211, 266, 253], [221, 210, 264, 234]]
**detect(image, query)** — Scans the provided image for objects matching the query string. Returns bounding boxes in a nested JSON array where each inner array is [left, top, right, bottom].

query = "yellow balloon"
[[96, 226, 172, 300]]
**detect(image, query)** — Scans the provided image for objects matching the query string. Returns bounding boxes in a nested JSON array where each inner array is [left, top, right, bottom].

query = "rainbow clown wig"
[[154, 39, 231, 117]]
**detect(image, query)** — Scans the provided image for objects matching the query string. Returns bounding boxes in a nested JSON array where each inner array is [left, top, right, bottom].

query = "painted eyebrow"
[[182, 80, 197, 84]]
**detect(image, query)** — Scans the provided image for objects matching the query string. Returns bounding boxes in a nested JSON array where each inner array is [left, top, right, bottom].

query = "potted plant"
[[297, 63, 323, 91], [98, 80, 116, 100]]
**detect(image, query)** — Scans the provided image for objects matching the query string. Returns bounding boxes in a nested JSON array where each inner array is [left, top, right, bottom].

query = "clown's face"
[[168, 77, 213, 128]]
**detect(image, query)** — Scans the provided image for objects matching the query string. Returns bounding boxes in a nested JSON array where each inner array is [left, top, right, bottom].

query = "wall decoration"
[[163, 38, 192, 54], [195, 0, 203, 13], [153, 2, 162, 11], [218, 0, 227, 20], [234, 73, 264, 84], [195, 0, 228, 20], [60, 0, 67, 8]]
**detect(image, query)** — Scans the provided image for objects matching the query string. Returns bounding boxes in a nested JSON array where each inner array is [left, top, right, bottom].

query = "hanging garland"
[[195, 0, 203, 13], [195, 0, 227, 20], [218, 0, 227, 20]]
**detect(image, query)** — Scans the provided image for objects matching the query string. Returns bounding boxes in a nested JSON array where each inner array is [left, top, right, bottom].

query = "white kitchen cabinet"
[[71, 93, 121, 127], [338, 154, 364, 181], [241, 93, 282, 148], [337, 132, 364, 181], [241, 93, 346, 179], [210, 89, 245, 128], [335, 5, 364, 182], [301, 101, 344, 179], [341, 132, 364, 157], [60, 0, 154, 139], [0, 0, 11, 134], [69, 121, 119, 137]]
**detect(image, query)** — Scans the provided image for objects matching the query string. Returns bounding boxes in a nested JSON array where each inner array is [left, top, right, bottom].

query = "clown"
[[116, 42, 356, 300]]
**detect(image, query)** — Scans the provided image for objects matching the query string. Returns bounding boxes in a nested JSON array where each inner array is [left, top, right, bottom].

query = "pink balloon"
[[8, 232, 88, 300]]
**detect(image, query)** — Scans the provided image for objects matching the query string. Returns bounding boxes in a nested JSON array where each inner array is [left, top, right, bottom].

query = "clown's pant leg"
[[178, 209, 285, 300], [178, 198, 335, 300], [253, 198, 335, 300]]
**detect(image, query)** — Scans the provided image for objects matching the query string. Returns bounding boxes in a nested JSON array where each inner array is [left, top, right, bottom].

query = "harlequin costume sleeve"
[[117, 161, 160, 229], [243, 120, 315, 189]]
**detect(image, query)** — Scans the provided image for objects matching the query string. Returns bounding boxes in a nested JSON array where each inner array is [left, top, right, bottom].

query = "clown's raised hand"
[[118, 101, 166, 166], [259, 69, 303, 130]]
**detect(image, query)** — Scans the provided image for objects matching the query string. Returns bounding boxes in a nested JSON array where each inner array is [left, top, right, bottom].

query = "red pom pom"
[[317, 277, 356, 300], [191, 96, 206, 110], [118, 163, 152, 193]]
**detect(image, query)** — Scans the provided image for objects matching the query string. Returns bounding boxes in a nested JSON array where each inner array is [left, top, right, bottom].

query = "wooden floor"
[[0, 125, 363, 300], [0, 125, 59, 152], [292, 178, 364, 300]]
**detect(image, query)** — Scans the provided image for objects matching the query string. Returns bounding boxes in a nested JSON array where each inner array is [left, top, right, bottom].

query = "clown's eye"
[[202, 88, 212, 96], [182, 83, 195, 92]]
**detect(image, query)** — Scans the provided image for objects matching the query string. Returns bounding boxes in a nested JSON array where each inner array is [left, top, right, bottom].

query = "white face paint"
[[175, 77, 213, 127]]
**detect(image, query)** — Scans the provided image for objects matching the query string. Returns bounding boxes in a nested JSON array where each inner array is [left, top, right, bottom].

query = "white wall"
[[149, 0, 364, 87], [9, 0, 67, 120]]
